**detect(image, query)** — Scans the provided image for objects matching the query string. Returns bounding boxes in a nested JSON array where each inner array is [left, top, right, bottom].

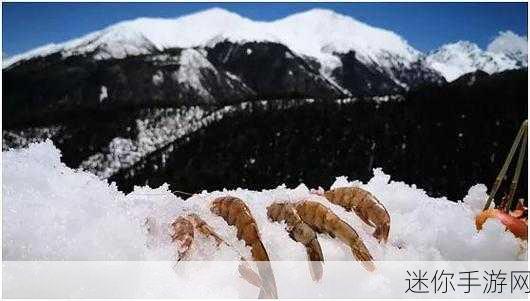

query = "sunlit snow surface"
[[426, 41, 521, 82], [4, 140, 526, 262]]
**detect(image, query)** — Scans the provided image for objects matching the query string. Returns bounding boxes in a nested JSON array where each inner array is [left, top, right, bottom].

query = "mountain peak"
[[173, 7, 250, 24], [283, 8, 347, 20], [487, 30, 528, 65], [4, 7, 421, 70], [435, 41, 481, 54], [426, 34, 525, 82]]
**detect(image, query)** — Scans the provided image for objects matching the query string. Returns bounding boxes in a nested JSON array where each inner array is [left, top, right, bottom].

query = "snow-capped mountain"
[[426, 32, 527, 81], [3, 8, 442, 94], [4, 8, 420, 69], [488, 31, 528, 65], [4, 7, 528, 124]]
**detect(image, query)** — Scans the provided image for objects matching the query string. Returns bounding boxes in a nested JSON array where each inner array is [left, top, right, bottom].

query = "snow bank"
[[3, 140, 527, 262], [3, 141, 144, 260]]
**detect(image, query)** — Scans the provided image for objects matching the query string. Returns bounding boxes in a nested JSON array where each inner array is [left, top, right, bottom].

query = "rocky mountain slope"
[[3, 8, 449, 128], [5, 8, 527, 127], [3, 42, 344, 127]]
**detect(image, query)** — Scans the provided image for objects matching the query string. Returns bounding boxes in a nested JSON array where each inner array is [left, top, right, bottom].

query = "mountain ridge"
[[4, 8, 526, 83], [3, 8, 421, 70], [427, 33, 527, 81], [2, 7, 436, 91], [3, 7, 527, 120]]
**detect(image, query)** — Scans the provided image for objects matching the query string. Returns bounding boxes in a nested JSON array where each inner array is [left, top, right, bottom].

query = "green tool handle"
[[483, 120, 527, 211], [504, 123, 527, 212]]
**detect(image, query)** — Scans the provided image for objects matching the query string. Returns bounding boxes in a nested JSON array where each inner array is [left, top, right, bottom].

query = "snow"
[[4, 140, 526, 262], [3, 125, 63, 151], [3, 140, 527, 297], [79, 100, 266, 179], [487, 31, 528, 65], [3, 141, 141, 260], [172, 48, 215, 100], [3, 43, 64, 69], [2, 8, 421, 85], [152, 70, 164, 86], [427, 33, 527, 82], [80, 106, 210, 178], [99, 86, 108, 102]]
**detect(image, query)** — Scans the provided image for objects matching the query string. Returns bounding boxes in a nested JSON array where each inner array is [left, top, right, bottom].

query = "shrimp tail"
[[374, 220, 390, 244], [239, 263, 277, 300], [212, 196, 278, 299], [295, 200, 375, 272], [267, 202, 324, 281], [238, 261, 262, 288], [306, 238, 324, 281], [332, 217, 376, 272], [324, 187, 390, 243]]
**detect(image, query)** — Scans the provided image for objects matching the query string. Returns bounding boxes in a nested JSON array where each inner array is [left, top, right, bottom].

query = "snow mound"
[[3, 141, 527, 261], [3, 140, 139, 260]]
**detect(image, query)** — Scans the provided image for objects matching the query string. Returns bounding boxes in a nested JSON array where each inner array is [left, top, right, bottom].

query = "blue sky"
[[2, 2, 527, 56]]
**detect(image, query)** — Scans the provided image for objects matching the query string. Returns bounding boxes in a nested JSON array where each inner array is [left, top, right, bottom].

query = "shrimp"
[[267, 202, 324, 281], [295, 200, 375, 272], [475, 208, 528, 240], [170, 216, 195, 261], [170, 213, 264, 293], [171, 214, 227, 260], [186, 213, 225, 246], [323, 187, 390, 243], [211, 196, 278, 299]]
